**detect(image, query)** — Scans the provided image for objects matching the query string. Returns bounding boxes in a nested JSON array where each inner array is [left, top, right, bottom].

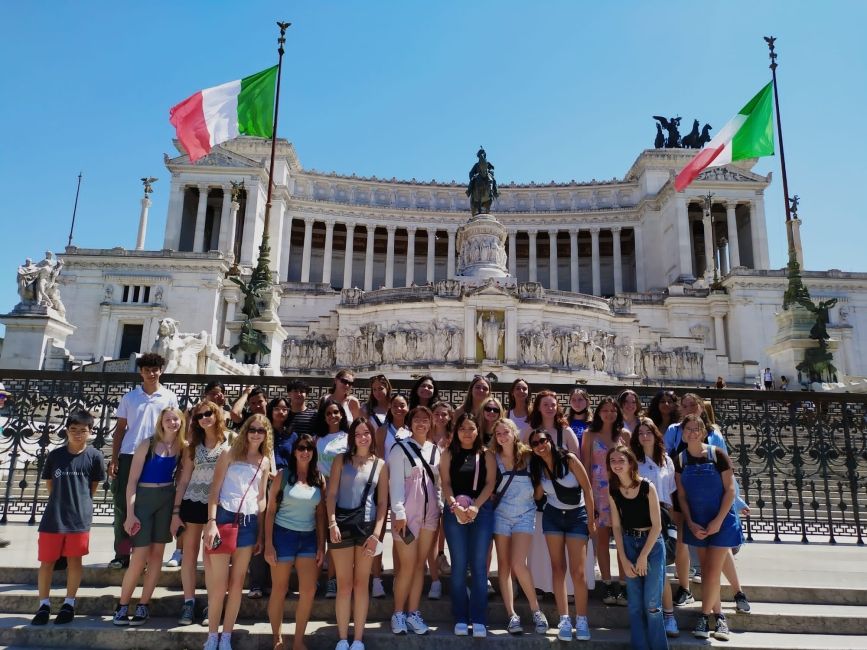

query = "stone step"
[[7, 563, 867, 606], [2, 615, 867, 650], [6, 587, 867, 636]]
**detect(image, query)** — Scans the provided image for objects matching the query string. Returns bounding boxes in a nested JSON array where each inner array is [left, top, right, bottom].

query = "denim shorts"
[[273, 523, 317, 562], [542, 503, 589, 539], [216, 505, 259, 549], [494, 506, 536, 536]]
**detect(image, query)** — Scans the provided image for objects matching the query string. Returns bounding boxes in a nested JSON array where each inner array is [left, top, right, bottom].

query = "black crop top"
[[451, 448, 486, 499], [611, 479, 653, 529]]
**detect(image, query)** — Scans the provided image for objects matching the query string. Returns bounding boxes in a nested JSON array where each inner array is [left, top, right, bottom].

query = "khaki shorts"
[[132, 485, 175, 547]]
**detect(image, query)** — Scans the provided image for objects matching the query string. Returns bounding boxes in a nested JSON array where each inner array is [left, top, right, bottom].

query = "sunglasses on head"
[[529, 437, 550, 448], [193, 410, 214, 420], [484, 406, 501, 414], [248, 426, 267, 434]]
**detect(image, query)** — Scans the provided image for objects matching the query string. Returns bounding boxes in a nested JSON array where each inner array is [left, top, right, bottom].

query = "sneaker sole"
[[112, 620, 129, 626], [693, 632, 710, 639], [575, 634, 591, 641], [714, 632, 730, 641], [408, 628, 429, 635], [128, 620, 148, 627]]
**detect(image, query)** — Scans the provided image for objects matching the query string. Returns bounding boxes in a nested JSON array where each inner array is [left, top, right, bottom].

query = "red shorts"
[[38, 532, 90, 562]]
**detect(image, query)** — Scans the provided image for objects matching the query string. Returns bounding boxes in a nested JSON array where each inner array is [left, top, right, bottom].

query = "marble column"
[[590, 227, 601, 296], [634, 225, 646, 292], [750, 198, 770, 269], [528, 230, 538, 282], [718, 242, 729, 275], [612, 226, 623, 294], [321, 220, 335, 284], [726, 202, 741, 269], [279, 213, 292, 281], [405, 227, 416, 286], [702, 211, 714, 280], [791, 217, 804, 271], [226, 200, 240, 265], [193, 185, 209, 252], [569, 229, 579, 293], [426, 229, 436, 283], [300, 217, 314, 283], [136, 197, 151, 250], [364, 225, 375, 291], [548, 229, 559, 289], [447, 228, 456, 279], [384, 225, 396, 288], [508, 230, 517, 277], [343, 223, 355, 288], [163, 183, 185, 250], [675, 195, 693, 280]]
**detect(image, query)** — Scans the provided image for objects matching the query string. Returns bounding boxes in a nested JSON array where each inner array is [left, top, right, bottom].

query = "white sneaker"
[[557, 615, 573, 641], [406, 610, 429, 635], [203, 635, 219, 650], [335, 641, 350, 650], [391, 612, 407, 635], [454, 622, 469, 636], [371, 577, 386, 598], [472, 623, 487, 638], [165, 549, 183, 567], [349, 642, 365, 650], [428, 579, 442, 600], [217, 633, 232, 650]]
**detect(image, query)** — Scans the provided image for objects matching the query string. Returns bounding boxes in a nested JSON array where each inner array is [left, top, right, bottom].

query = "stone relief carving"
[[517, 282, 544, 300], [435, 279, 463, 298], [341, 287, 365, 305], [337, 319, 464, 367], [610, 296, 632, 314], [638, 344, 704, 381], [689, 324, 710, 342], [518, 325, 618, 373], [281, 333, 337, 370], [103, 285, 114, 301], [151, 317, 208, 374]]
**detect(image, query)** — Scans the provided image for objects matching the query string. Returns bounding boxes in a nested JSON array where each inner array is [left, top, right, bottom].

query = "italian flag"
[[675, 82, 775, 192], [169, 66, 278, 163]]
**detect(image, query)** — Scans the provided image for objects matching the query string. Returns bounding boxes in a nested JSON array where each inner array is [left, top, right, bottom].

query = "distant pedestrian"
[[763, 368, 774, 390]]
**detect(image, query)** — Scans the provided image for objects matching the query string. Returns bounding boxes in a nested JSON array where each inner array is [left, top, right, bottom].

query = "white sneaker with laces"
[[217, 633, 232, 650], [472, 623, 487, 638], [406, 610, 429, 635], [574, 615, 591, 641], [428, 579, 442, 600], [335, 640, 350, 650], [454, 622, 468, 636], [203, 635, 218, 650], [371, 577, 386, 598], [391, 612, 407, 635], [532, 609, 548, 634], [165, 549, 183, 568]]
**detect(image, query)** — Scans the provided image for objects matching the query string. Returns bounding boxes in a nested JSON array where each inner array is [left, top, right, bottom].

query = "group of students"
[[31, 354, 751, 650]]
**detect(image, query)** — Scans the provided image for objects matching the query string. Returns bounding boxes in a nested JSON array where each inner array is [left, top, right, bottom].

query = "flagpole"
[[765, 36, 794, 248], [67, 172, 83, 248], [264, 21, 290, 236]]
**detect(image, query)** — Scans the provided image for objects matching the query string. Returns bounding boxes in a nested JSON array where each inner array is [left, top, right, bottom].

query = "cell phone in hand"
[[401, 527, 415, 545], [211, 534, 222, 550]]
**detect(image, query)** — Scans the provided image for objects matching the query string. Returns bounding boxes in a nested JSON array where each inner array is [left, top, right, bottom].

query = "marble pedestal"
[[766, 305, 838, 386], [455, 214, 510, 279], [0, 304, 75, 370]]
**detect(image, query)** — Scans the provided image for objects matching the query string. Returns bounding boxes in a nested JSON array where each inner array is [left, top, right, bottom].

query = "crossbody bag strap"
[[472, 452, 480, 493], [406, 441, 437, 486], [234, 460, 263, 525], [357, 458, 380, 507], [493, 467, 517, 505]]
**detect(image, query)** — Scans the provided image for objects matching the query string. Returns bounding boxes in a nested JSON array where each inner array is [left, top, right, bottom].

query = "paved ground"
[[1, 520, 865, 591]]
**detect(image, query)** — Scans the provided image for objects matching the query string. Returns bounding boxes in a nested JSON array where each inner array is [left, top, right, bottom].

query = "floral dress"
[[590, 436, 613, 527]]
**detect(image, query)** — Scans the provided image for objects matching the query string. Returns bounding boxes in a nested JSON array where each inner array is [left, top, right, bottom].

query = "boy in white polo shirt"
[[107, 353, 178, 568]]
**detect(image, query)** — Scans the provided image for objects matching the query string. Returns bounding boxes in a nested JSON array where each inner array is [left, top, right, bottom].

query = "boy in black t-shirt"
[[31, 411, 106, 626]]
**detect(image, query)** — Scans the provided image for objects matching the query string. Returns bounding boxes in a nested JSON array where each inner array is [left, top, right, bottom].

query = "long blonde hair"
[[231, 413, 273, 461], [149, 407, 188, 458], [491, 418, 531, 471]]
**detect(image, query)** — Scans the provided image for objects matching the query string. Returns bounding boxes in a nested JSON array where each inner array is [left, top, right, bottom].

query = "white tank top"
[[219, 460, 262, 515]]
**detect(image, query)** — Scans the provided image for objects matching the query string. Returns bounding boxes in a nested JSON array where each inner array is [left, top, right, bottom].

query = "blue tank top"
[[139, 452, 178, 483]]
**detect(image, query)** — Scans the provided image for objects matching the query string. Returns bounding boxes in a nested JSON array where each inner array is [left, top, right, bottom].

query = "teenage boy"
[[229, 385, 268, 425], [108, 353, 178, 569], [32, 411, 105, 625]]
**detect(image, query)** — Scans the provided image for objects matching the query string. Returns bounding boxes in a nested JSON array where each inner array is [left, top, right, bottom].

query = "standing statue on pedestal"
[[16, 251, 66, 316], [477, 311, 503, 360], [467, 147, 499, 216]]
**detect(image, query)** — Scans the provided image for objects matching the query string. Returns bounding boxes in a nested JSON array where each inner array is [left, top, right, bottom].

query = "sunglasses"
[[339, 377, 355, 386], [193, 410, 214, 420], [529, 437, 550, 448], [484, 406, 501, 414], [248, 427, 268, 434], [296, 445, 314, 453]]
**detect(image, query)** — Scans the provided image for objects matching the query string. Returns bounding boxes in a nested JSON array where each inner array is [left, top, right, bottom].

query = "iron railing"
[[0, 370, 864, 544]]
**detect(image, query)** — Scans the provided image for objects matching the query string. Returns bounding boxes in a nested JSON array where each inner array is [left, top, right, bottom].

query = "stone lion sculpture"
[[151, 317, 208, 374]]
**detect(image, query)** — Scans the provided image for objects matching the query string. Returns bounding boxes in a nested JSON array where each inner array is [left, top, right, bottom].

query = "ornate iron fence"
[[0, 370, 864, 544]]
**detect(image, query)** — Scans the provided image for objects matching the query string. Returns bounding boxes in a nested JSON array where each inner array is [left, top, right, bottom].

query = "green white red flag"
[[675, 82, 775, 192], [169, 66, 278, 163]]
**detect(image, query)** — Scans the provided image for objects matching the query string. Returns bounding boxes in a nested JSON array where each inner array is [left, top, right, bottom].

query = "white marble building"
[[50, 137, 866, 384]]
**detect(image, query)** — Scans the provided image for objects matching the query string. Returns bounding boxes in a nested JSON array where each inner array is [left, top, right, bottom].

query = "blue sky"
[[1, 1, 865, 335]]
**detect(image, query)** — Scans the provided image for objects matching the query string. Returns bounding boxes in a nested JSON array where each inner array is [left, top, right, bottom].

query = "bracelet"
[[329, 523, 339, 529], [207, 517, 216, 522]]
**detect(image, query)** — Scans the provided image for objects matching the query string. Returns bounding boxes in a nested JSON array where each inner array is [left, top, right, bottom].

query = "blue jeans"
[[623, 534, 668, 650], [443, 502, 495, 626]]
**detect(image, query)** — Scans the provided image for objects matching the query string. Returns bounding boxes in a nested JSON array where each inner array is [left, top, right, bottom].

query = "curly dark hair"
[[648, 390, 681, 431], [136, 352, 165, 369]]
